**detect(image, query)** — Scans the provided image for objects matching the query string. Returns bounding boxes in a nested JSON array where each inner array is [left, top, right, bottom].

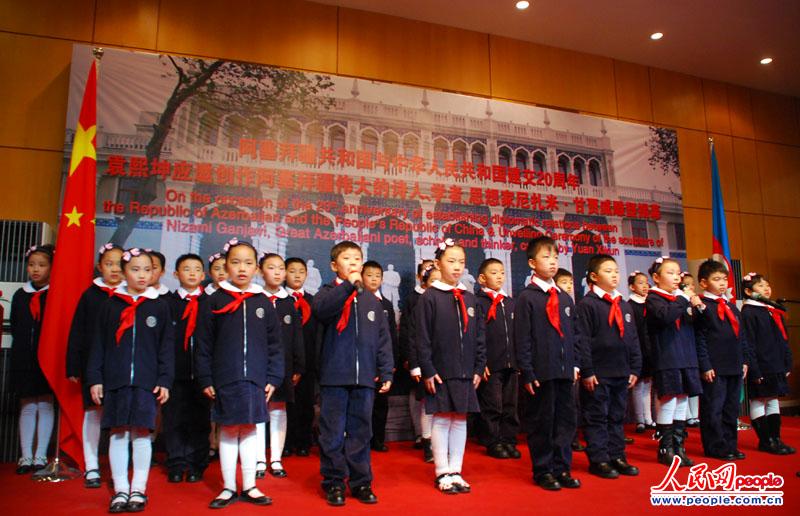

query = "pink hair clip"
[[437, 238, 455, 251], [743, 272, 757, 282], [208, 252, 222, 264], [122, 247, 142, 262], [629, 270, 641, 277], [222, 238, 239, 253], [24, 245, 38, 258]]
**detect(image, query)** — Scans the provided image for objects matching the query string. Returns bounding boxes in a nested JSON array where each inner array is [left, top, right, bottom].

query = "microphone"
[[778, 298, 799, 305], [353, 280, 364, 294], [751, 292, 786, 310]]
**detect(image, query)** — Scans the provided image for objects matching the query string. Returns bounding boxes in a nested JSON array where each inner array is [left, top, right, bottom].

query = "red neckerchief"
[[485, 291, 504, 322], [212, 291, 255, 314], [268, 294, 278, 306], [336, 289, 358, 334], [715, 298, 739, 337], [181, 294, 200, 351], [546, 287, 563, 337], [603, 293, 624, 337], [452, 288, 469, 331], [766, 306, 788, 340], [651, 289, 681, 330], [114, 293, 147, 344], [29, 291, 44, 322], [292, 291, 311, 325]]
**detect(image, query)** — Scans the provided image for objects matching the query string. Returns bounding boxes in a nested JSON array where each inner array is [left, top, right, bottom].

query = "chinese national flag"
[[38, 60, 98, 469]]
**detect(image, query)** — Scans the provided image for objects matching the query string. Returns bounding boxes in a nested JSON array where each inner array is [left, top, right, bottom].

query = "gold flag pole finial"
[[92, 47, 104, 60]]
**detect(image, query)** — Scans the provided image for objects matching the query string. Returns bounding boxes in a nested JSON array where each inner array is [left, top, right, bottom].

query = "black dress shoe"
[[208, 489, 237, 509], [535, 473, 561, 491], [351, 485, 378, 504], [208, 448, 219, 461], [282, 448, 293, 457], [240, 487, 272, 506], [295, 448, 310, 457], [732, 450, 746, 460], [610, 458, 639, 476], [571, 439, 586, 452], [84, 469, 102, 488], [487, 442, 510, 459], [504, 443, 522, 459], [589, 462, 620, 479], [167, 470, 184, 483], [706, 452, 736, 460], [186, 470, 203, 483], [635, 423, 646, 434], [371, 442, 389, 452], [556, 472, 581, 488], [422, 438, 434, 463], [269, 461, 287, 478], [15, 464, 33, 475], [126, 492, 148, 513], [326, 486, 346, 506], [255, 461, 267, 479], [109, 493, 129, 513]]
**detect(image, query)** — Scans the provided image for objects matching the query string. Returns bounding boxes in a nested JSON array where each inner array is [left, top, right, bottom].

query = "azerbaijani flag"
[[710, 140, 735, 300], [37, 59, 98, 470]]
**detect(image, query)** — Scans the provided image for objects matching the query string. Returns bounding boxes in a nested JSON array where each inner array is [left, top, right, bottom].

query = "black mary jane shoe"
[[84, 469, 102, 488], [126, 491, 148, 513], [450, 474, 471, 493], [167, 470, 184, 483], [535, 473, 562, 491], [610, 458, 639, 476], [240, 487, 272, 506], [435, 474, 458, 495], [504, 443, 522, 459], [269, 461, 287, 478], [635, 423, 646, 434], [732, 450, 746, 460], [208, 488, 238, 509], [108, 492, 129, 514], [186, 470, 204, 483], [15, 464, 33, 475], [295, 448, 310, 457], [589, 462, 619, 479], [326, 486, 346, 506], [351, 485, 378, 504], [556, 472, 581, 488], [255, 461, 267, 479]]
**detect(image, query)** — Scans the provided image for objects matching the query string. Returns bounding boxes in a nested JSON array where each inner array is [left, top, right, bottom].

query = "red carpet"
[[3, 419, 798, 514]]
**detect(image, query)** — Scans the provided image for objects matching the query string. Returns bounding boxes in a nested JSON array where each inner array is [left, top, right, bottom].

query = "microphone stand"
[[32, 403, 81, 482]]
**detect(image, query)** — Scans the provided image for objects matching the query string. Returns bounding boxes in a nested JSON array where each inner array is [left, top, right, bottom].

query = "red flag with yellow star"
[[37, 59, 98, 470]]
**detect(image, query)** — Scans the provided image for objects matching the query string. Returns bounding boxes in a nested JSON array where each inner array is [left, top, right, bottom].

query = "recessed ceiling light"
[[650, 32, 664, 40], [760, 57, 773, 65], [516, 1, 530, 9]]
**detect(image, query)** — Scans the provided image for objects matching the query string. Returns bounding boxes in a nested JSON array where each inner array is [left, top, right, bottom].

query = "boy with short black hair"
[[312, 242, 394, 506]]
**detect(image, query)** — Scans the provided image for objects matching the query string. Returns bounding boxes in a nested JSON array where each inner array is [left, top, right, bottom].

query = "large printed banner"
[[64, 45, 687, 310]]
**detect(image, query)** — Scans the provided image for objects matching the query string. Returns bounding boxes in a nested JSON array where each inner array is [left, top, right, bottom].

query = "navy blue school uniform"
[[10, 283, 53, 398], [372, 292, 399, 447], [194, 281, 285, 426], [416, 280, 487, 415], [575, 287, 642, 465], [475, 288, 518, 447], [742, 300, 792, 399], [645, 288, 702, 397], [266, 289, 305, 404], [285, 287, 319, 452], [86, 287, 175, 430], [67, 279, 117, 408], [162, 287, 211, 475], [397, 286, 424, 395], [514, 276, 580, 481], [312, 279, 394, 491], [628, 294, 653, 378], [695, 292, 750, 457]]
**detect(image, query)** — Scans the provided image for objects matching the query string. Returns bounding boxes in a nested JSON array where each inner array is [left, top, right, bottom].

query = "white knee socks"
[[269, 403, 287, 466], [656, 396, 676, 425], [18, 395, 54, 464], [130, 428, 152, 493], [239, 425, 257, 491], [420, 400, 433, 440], [431, 414, 467, 477], [18, 398, 37, 461], [633, 379, 653, 425], [688, 396, 699, 420], [447, 416, 467, 474], [750, 399, 766, 419], [765, 398, 780, 416], [674, 395, 689, 421], [83, 407, 103, 477], [109, 429, 131, 494], [219, 424, 258, 492], [109, 427, 151, 494], [255, 422, 267, 470]]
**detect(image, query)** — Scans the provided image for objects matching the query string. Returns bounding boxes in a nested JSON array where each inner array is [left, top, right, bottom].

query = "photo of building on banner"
[[62, 44, 687, 309]]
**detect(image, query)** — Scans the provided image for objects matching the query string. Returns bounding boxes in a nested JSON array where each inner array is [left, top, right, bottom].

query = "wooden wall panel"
[[677, 128, 711, 209], [613, 60, 652, 122], [0, 0, 94, 41], [682, 207, 711, 259], [702, 80, 731, 135], [732, 137, 762, 213], [751, 89, 800, 146], [756, 141, 800, 217], [338, 9, 490, 96], [650, 68, 706, 131], [763, 215, 800, 301], [0, 33, 72, 151], [0, 148, 63, 227], [94, 0, 159, 50], [738, 213, 769, 275], [157, 0, 338, 73], [489, 35, 616, 116], [726, 84, 755, 139]]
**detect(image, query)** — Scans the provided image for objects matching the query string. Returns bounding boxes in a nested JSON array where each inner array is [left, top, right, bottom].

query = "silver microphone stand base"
[[32, 457, 81, 482]]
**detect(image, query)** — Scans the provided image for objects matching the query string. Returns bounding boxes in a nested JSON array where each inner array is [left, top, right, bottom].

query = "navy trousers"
[[522, 379, 575, 480], [700, 374, 741, 456], [287, 373, 316, 450], [319, 385, 375, 490], [580, 376, 629, 464], [162, 380, 211, 473], [477, 368, 519, 446]]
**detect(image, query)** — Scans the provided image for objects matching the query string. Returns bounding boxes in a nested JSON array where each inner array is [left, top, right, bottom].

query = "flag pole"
[[33, 46, 104, 482]]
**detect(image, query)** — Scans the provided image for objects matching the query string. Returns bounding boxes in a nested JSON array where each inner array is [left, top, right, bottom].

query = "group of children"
[[8, 235, 794, 510]]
